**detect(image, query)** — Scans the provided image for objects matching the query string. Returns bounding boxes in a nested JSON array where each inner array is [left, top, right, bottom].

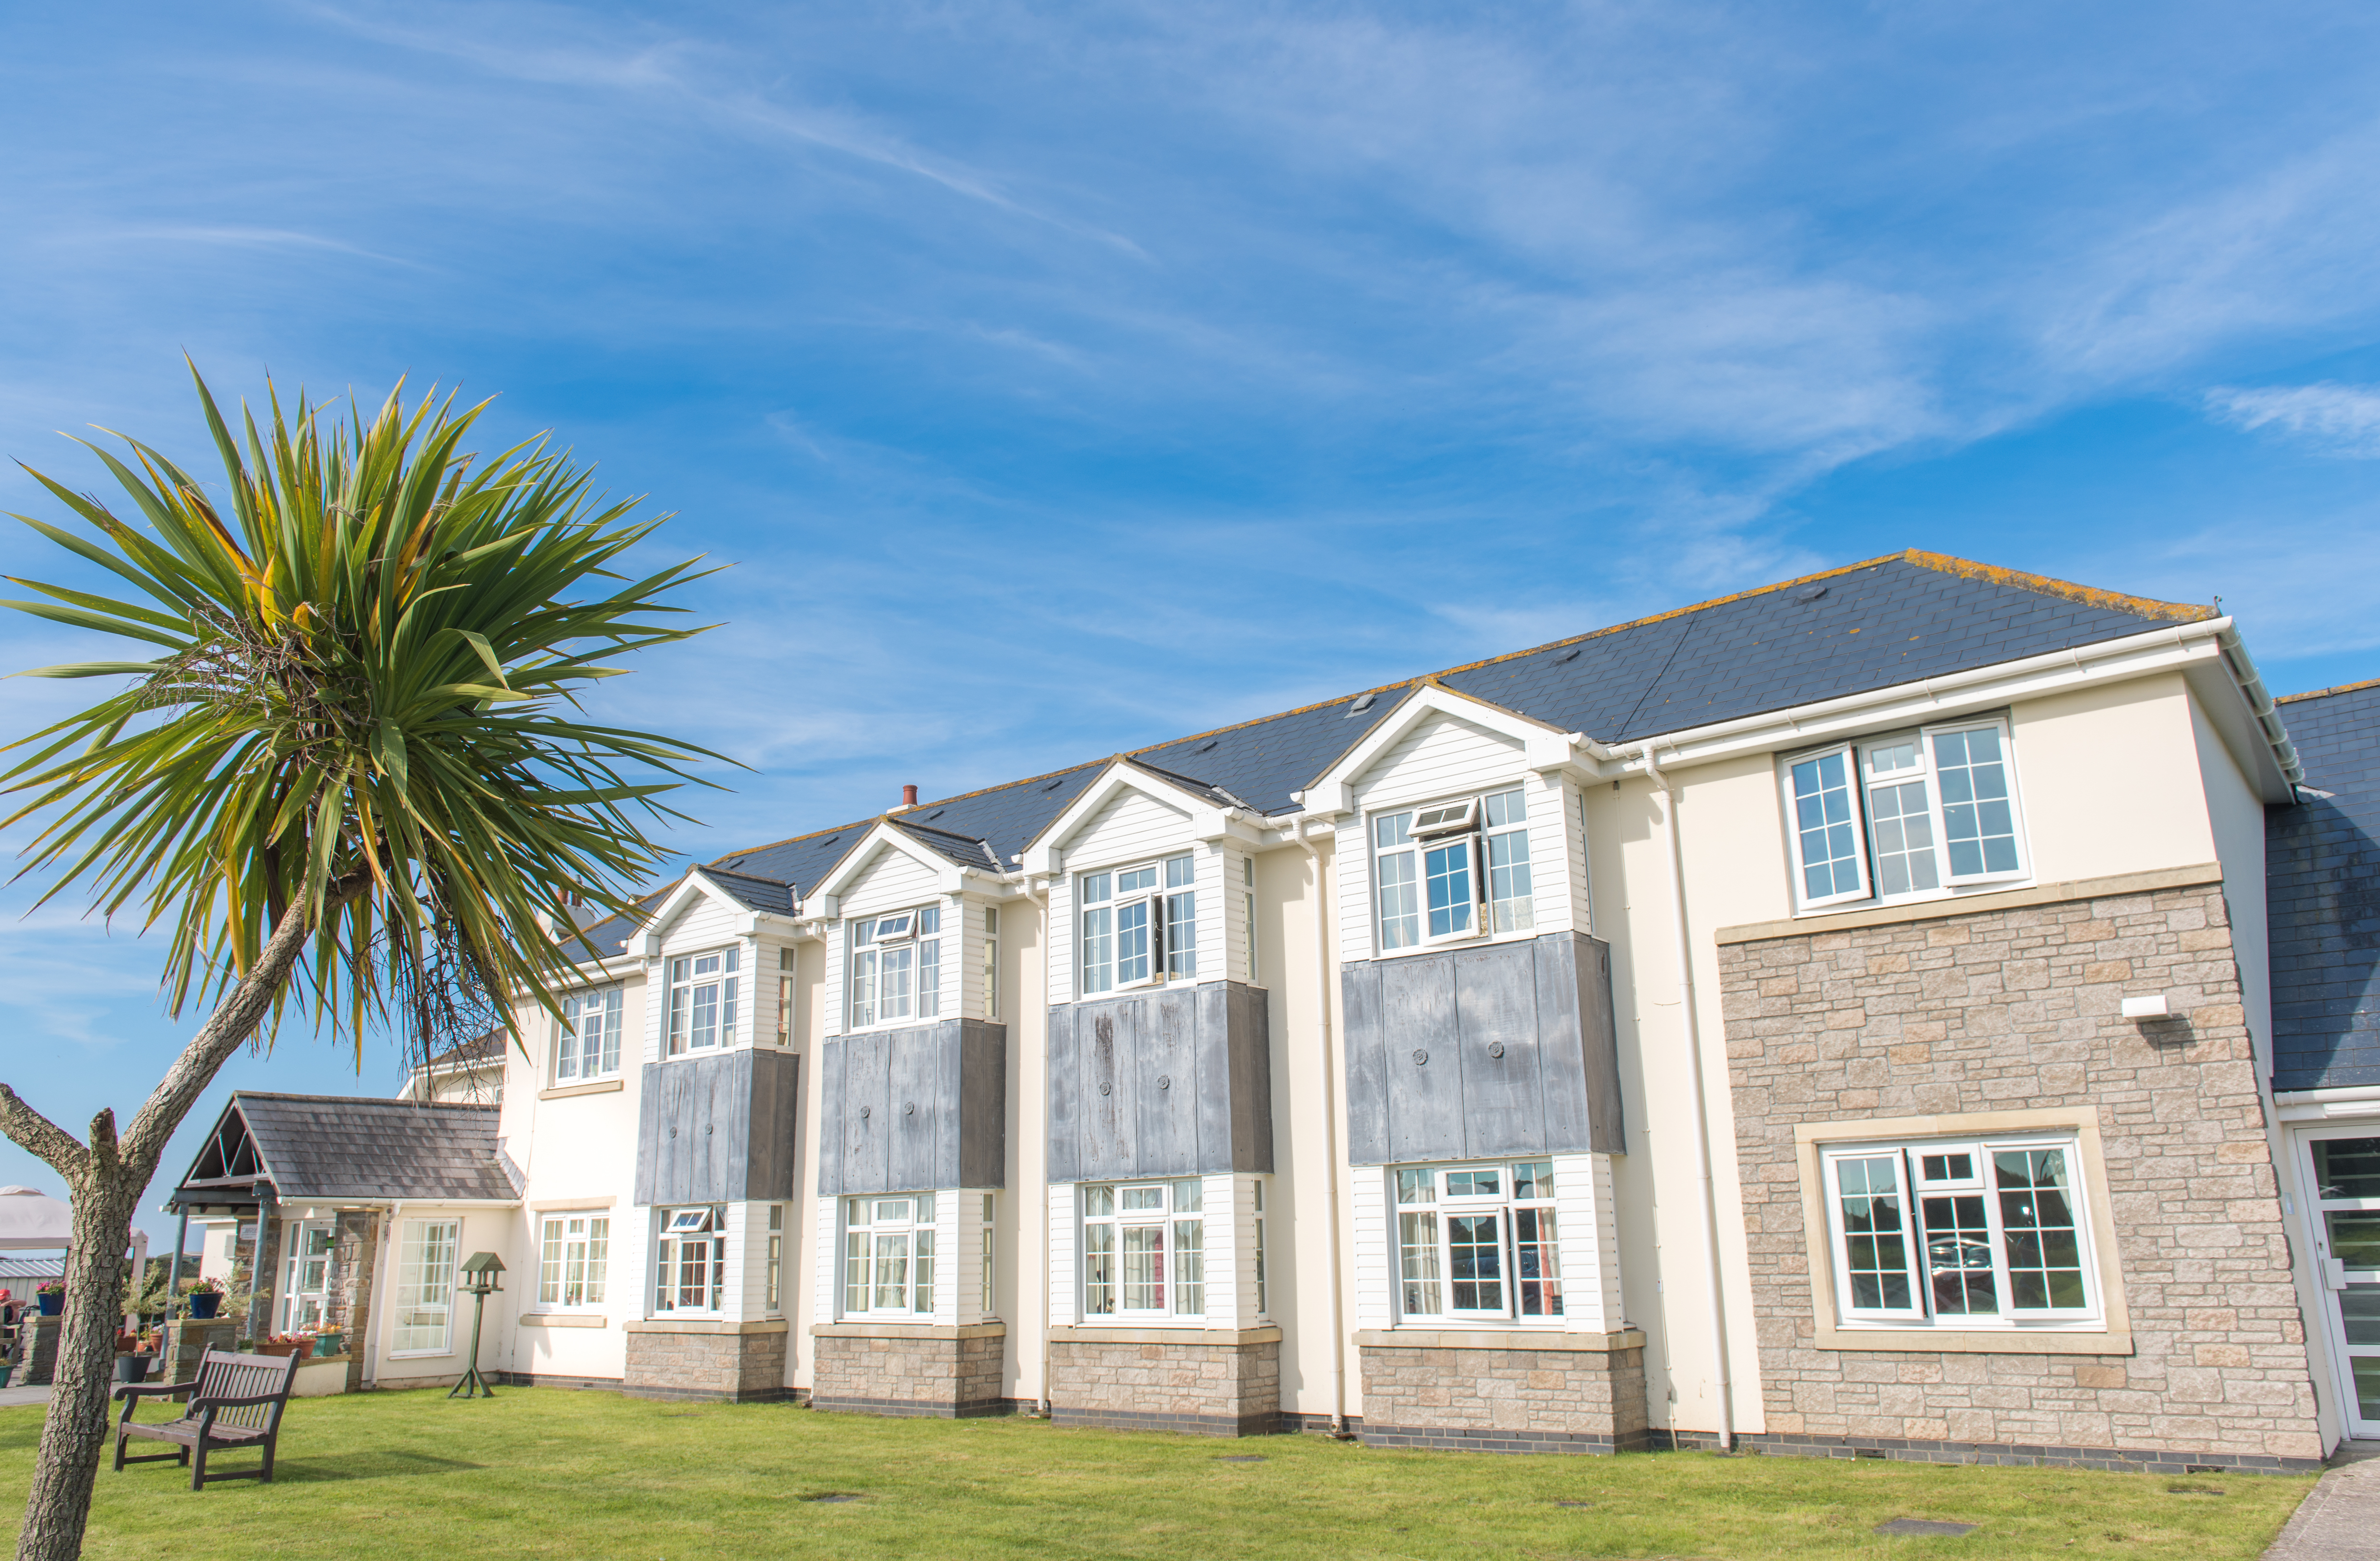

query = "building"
[[166, 550, 2371, 1472], [401, 1031, 509, 1104]]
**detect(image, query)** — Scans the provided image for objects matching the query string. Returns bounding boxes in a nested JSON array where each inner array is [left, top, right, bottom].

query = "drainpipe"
[[1029, 876, 1055, 1421], [1636, 741, 1736, 1450], [1287, 819, 1354, 1439]]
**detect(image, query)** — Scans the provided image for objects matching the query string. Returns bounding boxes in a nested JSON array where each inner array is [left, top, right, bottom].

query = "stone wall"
[[1722, 877, 2323, 1472], [621, 1321, 790, 1402], [159, 1319, 238, 1384], [1356, 1330, 1649, 1453], [811, 1323, 1009, 1417], [1048, 1328, 1279, 1435]]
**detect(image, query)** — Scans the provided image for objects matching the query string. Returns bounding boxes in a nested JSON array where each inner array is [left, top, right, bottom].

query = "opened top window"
[[1821, 1135, 2097, 1329], [665, 949, 739, 1054], [1784, 720, 2025, 911], [849, 906, 941, 1029], [1394, 1160, 1562, 1322], [1080, 855, 1194, 995], [654, 1205, 724, 1313], [1375, 788, 1533, 951], [557, 986, 623, 1081]]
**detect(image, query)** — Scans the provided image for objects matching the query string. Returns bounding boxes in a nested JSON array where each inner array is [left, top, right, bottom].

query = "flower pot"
[[312, 1332, 344, 1358], [255, 1341, 306, 1360], [35, 1292, 62, 1317], [114, 1354, 152, 1384], [186, 1292, 221, 1319]]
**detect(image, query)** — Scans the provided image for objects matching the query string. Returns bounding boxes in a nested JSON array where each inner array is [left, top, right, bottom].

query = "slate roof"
[[420, 1030, 505, 1072], [169, 1093, 517, 1206], [565, 550, 2226, 962], [696, 865, 797, 915], [2268, 679, 2380, 1092]]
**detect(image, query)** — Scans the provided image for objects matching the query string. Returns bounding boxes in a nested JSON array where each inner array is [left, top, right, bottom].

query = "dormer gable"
[[1021, 758, 1269, 876], [1299, 682, 1599, 817], [630, 865, 796, 958], [809, 817, 1003, 917]]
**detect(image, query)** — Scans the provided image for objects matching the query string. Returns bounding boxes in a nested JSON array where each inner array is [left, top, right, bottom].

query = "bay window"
[[1374, 788, 1533, 951], [654, 1205, 725, 1313], [557, 986, 623, 1081], [849, 907, 941, 1029], [1820, 1134, 2098, 1329], [665, 948, 739, 1054], [843, 1193, 936, 1316], [1393, 1160, 1562, 1321], [537, 1214, 609, 1308], [1079, 855, 1194, 995], [1785, 719, 2027, 912], [1081, 1180, 1203, 1318]]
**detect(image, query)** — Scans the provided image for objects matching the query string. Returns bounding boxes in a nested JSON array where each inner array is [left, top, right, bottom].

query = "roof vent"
[[1044, 778, 1066, 791], [927, 809, 944, 820], [1554, 647, 1581, 664], [1347, 692, 1377, 716], [1199, 739, 1220, 753], [1795, 585, 1829, 603]]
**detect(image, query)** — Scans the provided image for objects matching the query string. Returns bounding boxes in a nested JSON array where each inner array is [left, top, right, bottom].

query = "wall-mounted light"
[[2120, 994, 2171, 1020]]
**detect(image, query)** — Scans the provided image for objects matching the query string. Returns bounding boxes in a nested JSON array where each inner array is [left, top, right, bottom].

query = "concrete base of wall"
[[1738, 1429, 2324, 1476], [1048, 1326, 1281, 1437], [811, 1322, 1009, 1418], [623, 1319, 791, 1402], [1355, 1330, 1649, 1456]]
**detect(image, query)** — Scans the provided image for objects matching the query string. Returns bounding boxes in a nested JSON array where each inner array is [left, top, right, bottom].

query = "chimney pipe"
[[900, 784, 919, 809]]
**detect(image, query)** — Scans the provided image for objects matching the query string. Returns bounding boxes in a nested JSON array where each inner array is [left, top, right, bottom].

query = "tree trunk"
[[5, 886, 357, 1561]]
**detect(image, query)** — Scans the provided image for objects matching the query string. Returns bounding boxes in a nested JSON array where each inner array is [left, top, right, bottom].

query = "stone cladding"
[[621, 1322, 790, 1402], [1721, 879, 2322, 1470], [811, 1324, 1010, 1418], [1356, 1334, 1650, 1453], [1048, 1332, 1280, 1435]]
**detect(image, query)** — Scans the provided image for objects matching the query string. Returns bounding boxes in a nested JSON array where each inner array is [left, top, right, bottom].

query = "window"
[[557, 986, 624, 1081], [982, 907, 1000, 1020], [765, 1205, 783, 1313], [1392, 1161, 1562, 1322], [1243, 858, 1259, 984], [849, 908, 941, 1029], [1820, 1135, 2097, 1329], [1080, 1180, 1203, 1318], [843, 1194, 936, 1316], [665, 948, 739, 1054], [391, 1219, 458, 1354], [1374, 789, 1533, 951], [279, 1223, 335, 1332], [537, 1215, 610, 1308], [776, 946, 795, 1045], [1079, 856, 1193, 995], [1785, 720, 2026, 912], [1252, 1180, 1268, 1316], [654, 1206, 725, 1313], [979, 1193, 996, 1315]]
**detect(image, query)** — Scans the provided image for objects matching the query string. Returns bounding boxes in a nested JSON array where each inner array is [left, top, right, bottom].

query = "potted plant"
[[256, 1332, 310, 1360], [184, 1277, 224, 1319], [311, 1329, 344, 1358], [34, 1282, 64, 1318], [112, 1332, 153, 1384]]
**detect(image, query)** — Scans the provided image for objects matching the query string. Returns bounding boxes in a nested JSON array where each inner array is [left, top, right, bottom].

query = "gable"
[[842, 838, 943, 912], [1065, 785, 1192, 870], [1351, 709, 1526, 807]]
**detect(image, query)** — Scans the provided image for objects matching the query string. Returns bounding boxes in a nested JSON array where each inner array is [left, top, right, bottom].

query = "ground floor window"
[[538, 1214, 610, 1308], [279, 1222, 336, 1333], [391, 1218, 458, 1354], [765, 1205, 784, 1314], [844, 1194, 936, 1317], [1081, 1180, 1203, 1319], [1820, 1134, 2097, 1328], [654, 1205, 725, 1313], [1394, 1160, 1561, 1321], [978, 1194, 996, 1316]]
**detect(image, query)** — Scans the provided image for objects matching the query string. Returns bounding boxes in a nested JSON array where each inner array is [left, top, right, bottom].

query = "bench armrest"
[[112, 1381, 196, 1403]]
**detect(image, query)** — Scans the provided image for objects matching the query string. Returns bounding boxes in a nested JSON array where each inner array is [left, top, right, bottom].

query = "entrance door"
[[279, 1223, 336, 1333], [2301, 1130, 2380, 1438]]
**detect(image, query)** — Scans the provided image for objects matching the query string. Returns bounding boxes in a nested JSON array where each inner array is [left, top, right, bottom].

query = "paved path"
[[2266, 1442, 2380, 1560], [0, 1384, 51, 1410]]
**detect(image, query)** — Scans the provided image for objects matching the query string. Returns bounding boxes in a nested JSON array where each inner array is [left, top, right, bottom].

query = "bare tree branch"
[[0, 1084, 89, 1179]]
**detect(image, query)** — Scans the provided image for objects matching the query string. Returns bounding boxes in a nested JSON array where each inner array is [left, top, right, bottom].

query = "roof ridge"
[[232, 1091, 496, 1111], [2279, 676, 2380, 705], [696, 863, 792, 885]]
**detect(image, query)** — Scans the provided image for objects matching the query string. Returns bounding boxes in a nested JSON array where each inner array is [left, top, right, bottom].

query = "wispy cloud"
[[2205, 382, 2380, 457]]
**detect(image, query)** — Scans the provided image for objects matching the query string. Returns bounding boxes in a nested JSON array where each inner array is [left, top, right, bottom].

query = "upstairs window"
[[557, 986, 624, 1081], [538, 1214, 609, 1308], [1784, 720, 2026, 913], [1081, 1180, 1203, 1319], [1374, 787, 1533, 951], [665, 949, 738, 1054], [849, 906, 942, 1029], [1393, 1160, 1562, 1322], [1079, 855, 1194, 995], [844, 1193, 935, 1317]]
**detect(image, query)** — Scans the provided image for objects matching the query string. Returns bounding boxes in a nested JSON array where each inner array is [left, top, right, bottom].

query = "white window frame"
[[556, 986, 624, 1082], [278, 1221, 336, 1333], [764, 1204, 784, 1314], [1079, 1180, 1205, 1320], [841, 1193, 938, 1318], [1372, 786, 1535, 953], [847, 907, 942, 1030], [978, 1193, 997, 1317], [1783, 718, 2029, 915], [1077, 855, 1195, 997], [982, 906, 1001, 1021], [1390, 1160, 1564, 1324], [664, 947, 740, 1055], [537, 1213, 610, 1309], [389, 1218, 458, 1356], [1818, 1133, 2102, 1333], [652, 1205, 726, 1315]]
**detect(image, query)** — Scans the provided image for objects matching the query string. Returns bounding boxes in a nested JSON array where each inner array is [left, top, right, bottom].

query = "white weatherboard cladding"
[[1350, 710, 1523, 812], [844, 842, 942, 916], [1044, 874, 1077, 1010], [1350, 1167, 1392, 1330], [1552, 1153, 1620, 1332], [1202, 1173, 1249, 1329], [1067, 786, 1191, 872], [1220, 846, 1254, 986], [1335, 815, 1375, 962], [1046, 1184, 1078, 1327], [813, 1194, 838, 1323]]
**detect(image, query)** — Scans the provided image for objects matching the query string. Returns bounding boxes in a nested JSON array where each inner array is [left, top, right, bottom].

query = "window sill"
[[385, 1349, 456, 1360], [540, 1079, 624, 1101], [1049, 1323, 1280, 1346], [1815, 1323, 2132, 1356], [1355, 1327, 1645, 1353], [519, 1313, 608, 1329], [1368, 926, 1547, 963], [1719, 862, 2222, 945], [625, 1318, 789, 1336]]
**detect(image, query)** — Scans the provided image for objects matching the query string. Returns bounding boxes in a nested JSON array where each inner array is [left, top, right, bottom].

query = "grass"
[[1, 1391, 2315, 1560]]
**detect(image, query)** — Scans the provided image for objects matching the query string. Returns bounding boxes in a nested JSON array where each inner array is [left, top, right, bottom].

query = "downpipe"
[[1288, 820, 1357, 1441]]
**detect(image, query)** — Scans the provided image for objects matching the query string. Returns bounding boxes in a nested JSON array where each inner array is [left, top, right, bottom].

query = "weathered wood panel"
[[743, 1049, 802, 1201], [635, 1049, 796, 1206], [957, 1022, 1008, 1189], [1225, 983, 1274, 1173], [1380, 954, 1464, 1163], [1340, 962, 1389, 1164], [817, 1020, 1009, 1194], [1044, 981, 1272, 1180], [1045, 1005, 1081, 1183], [1453, 942, 1546, 1157]]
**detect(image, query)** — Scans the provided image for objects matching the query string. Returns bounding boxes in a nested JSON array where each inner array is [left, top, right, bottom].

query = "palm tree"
[[0, 367, 721, 1561]]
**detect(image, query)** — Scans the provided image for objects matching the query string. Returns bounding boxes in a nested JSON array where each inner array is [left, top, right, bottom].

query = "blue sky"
[[4, 1, 2379, 1247]]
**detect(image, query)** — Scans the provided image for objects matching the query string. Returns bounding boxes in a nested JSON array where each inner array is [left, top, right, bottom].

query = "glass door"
[[2301, 1131, 2380, 1438], [279, 1223, 336, 1332]]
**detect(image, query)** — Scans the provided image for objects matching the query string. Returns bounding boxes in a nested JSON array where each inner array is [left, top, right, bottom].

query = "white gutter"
[[1638, 741, 1735, 1450], [1285, 818, 1354, 1439]]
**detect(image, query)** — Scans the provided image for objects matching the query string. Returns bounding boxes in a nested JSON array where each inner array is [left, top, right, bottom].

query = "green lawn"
[[1, 1391, 2314, 1560]]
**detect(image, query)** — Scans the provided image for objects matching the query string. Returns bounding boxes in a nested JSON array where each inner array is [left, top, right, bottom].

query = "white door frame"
[[2295, 1124, 2380, 1440]]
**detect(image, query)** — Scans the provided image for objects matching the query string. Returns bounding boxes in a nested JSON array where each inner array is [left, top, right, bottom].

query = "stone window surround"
[[1793, 1107, 2132, 1355]]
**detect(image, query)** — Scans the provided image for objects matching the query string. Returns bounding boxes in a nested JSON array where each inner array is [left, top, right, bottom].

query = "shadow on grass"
[[109, 1451, 491, 1487]]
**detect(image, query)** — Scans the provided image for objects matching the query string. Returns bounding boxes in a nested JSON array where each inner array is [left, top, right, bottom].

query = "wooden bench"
[[112, 1348, 301, 1490]]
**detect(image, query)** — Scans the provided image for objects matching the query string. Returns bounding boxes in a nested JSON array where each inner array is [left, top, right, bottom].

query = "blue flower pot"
[[186, 1292, 221, 1320]]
